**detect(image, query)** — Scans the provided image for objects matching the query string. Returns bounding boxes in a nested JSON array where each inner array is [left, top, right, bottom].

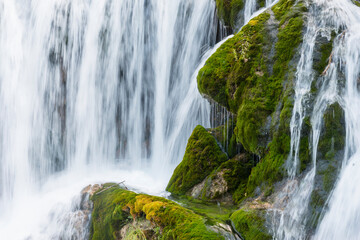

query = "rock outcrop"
[[89, 184, 237, 240]]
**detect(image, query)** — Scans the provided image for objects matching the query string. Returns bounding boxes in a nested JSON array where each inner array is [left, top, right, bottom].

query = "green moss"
[[90, 185, 224, 240], [230, 0, 244, 28], [219, 154, 253, 192], [314, 41, 333, 75], [198, 0, 306, 194], [210, 119, 239, 158], [166, 125, 228, 195], [272, 0, 306, 20], [353, 0, 360, 7], [202, 153, 254, 203], [216, 0, 232, 27], [322, 164, 338, 192], [242, 1, 305, 192], [299, 117, 311, 172], [216, 0, 244, 29], [258, 0, 266, 7], [310, 190, 325, 210], [198, 13, 271, 113], [171, 196, 237, 224], [318, 103, 345, 157], [308, 103, 345, 229], [230, 208, 271, 240], [313, 32, 336, 75], [246, 89, 293, 193]]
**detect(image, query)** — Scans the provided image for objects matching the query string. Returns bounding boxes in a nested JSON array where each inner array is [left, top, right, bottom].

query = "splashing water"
[[0, 0, 220, 238]]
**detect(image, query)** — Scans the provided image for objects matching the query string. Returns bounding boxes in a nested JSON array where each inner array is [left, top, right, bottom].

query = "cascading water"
[[272, 2, 325, 238], [314, 0, 360, 238], [2, 0, 358, 238], [244, 0, 276, 23], [0, 0, 220, 238], [272, 0, 360, 239]]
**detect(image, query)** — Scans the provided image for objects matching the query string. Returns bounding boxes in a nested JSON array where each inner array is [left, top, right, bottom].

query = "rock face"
[[167, 125, 254, 203], [189, 153, 254, 203], [167, 0, 350, 238]]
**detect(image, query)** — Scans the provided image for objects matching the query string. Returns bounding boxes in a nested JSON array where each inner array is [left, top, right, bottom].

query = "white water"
[[0, 0, 219, 238], [314, 0, 360, 238], [274, 0, 360, 239], [244, 0, 276, 23], [273, 2, 322, 238]]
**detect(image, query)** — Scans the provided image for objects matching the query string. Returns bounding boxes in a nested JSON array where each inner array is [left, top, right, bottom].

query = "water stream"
[[273, 0, 360, 239]]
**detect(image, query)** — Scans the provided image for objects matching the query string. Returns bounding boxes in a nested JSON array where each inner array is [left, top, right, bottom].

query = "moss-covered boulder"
[[198, 0, 307, 195], [230, 206, 271, 240], [90, 184, 224, 240], [166, 125, 228, 195]]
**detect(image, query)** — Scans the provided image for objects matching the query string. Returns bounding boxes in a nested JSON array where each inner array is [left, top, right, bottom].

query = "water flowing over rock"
[[0, 0, 359, 239]]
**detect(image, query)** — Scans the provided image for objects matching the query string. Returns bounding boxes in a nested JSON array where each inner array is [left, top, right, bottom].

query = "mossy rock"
[[90, 185, 224, 240], [191, 153, 254, 203], [166, 125, 228, 195], [209, 119, 241, 158], [215, 0, 273, 30], [230, 207, 271, 240], [215, 0, 244, 30], [198, 0, 306, 195], [317, 103, 345, 158], [308, 103, 345, 228]]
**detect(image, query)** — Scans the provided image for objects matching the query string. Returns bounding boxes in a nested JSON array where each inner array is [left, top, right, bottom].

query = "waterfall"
[[273, 0, 360, 239], [272, 2, 322, 238], [0, 0, 220, 238], [314, 0, 360, 238]]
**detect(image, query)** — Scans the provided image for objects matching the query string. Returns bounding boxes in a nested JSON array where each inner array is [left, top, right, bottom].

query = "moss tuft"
[[230, 207, 271, 240], [166, 125, 228, 195]]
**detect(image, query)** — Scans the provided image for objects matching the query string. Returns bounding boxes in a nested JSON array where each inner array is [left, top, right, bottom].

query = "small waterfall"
[[314, 0, 360, 238], [244, 0, 277, 23], [244, 0, 258, 23], [273, 0, 360, 239], [272, 2, 320, 238]]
